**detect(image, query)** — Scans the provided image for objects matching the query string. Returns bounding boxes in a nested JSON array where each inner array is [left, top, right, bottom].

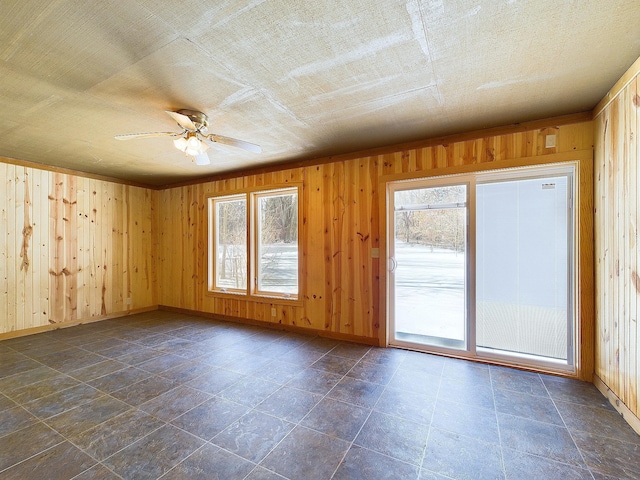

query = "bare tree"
[[217, 200, 246, 286], [260, 194, 297, 244], [395, 186, 465, 251]]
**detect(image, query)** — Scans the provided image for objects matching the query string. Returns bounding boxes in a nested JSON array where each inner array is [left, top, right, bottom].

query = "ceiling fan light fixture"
[[194, 153, 211, 165], [187, 135, 200, 150], [185, 142, 207, 156], [185, 146, 199, 156], [174, 133, 209, 156], [173, 137, 188, 152]]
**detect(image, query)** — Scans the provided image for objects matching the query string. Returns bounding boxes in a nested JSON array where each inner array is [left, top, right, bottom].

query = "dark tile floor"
[[0, 311, 638, 480]]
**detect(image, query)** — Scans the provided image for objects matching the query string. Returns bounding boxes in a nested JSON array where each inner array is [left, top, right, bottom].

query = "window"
[[212, 195, 247, 292], [255, 190, 299, 296], [209, 187, 299, 299]]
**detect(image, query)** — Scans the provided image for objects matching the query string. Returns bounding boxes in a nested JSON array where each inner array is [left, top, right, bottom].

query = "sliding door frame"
[[380, 155, 589, 378], [387, 176, 475, 354]]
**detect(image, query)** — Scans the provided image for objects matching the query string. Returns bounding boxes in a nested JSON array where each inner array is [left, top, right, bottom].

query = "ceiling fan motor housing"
[[177, 109, 209, 133]]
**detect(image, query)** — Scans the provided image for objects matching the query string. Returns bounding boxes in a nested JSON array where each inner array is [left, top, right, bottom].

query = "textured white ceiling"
[[1, 0, 639, 185]]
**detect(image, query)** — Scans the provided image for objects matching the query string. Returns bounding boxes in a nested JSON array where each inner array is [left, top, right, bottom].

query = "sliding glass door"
[[476, 175, 572, 364], [389, 180, 469, 351], [387, 165, 575, 372]]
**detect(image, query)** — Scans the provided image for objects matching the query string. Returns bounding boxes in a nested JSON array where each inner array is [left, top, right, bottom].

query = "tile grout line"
[[490, 365, 508, 480], [0, 406, 125, 480], [26, 350, 195, 479], [540, 375, 598, 480], [253, 344, 362, 479], [158, 342, 354, 480], [67, 418, 168, 475], [207, 343, 382, 479], [227, 357, 341, 479], [112, 340, 420, 479], [417, 357, 445, 480], [0, 427, 67, 476], [321, 346, 380, 480]]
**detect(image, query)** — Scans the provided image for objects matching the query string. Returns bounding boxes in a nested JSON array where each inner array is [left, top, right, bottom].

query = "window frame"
[[208, 193, 249, 294], [251, 188, 300, 298], [207, 184, 302, 303]]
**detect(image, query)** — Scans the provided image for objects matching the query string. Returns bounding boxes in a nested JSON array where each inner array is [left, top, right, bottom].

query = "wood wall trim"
[[158, 305, 380, 346], [593, 55, 640, 118], [577, 150, 595, 382], [0, 155, 158, 190], [594, 374, 640, 436], [0, 306, 158, 341]]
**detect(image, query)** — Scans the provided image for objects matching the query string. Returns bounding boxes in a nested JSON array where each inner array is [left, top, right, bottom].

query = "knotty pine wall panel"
[[594, 60, 640, 423], [0, 161, 156, 335], [157, 120, 593, 350]]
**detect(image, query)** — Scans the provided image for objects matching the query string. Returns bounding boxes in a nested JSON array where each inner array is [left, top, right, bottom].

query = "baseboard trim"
[[0, 306, 159, 341], [593, 374, 640, 436], [158, 305, 380, 346]]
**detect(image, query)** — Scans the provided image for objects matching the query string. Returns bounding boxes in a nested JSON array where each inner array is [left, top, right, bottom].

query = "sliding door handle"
[[389, 257, 397, 273]]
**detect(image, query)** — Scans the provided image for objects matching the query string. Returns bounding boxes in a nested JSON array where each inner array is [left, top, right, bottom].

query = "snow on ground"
[[394, 242, 465, 340], [393, 241, 567, 360]]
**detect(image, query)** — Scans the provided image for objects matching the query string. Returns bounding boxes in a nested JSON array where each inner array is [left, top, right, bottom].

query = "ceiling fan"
[[115, 109, 261, 165]]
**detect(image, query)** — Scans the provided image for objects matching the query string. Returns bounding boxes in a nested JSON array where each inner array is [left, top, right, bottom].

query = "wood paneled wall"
[[0, 161, 157, 335], [157, 120, 594, 376], [593, 57, 640, 426]]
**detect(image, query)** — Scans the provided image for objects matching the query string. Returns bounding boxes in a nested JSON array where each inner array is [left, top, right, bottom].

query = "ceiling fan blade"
[[208, 134, 262, 153], [114, 132, 179, 140], [165, 110, 197, 131], [194, 152, 210, 166]]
